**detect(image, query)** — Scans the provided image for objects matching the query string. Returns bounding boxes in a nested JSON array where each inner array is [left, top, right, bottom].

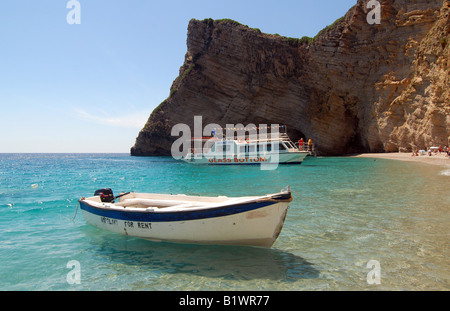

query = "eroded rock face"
[[131, 0, 449, 156]]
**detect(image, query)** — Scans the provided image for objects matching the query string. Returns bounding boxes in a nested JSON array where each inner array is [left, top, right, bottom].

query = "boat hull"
[[79, 193, 291, 248], [182, 151, 309, 165]]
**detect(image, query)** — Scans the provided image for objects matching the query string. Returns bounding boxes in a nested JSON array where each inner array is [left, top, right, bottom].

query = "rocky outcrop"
[[131, 0, 449, 156]]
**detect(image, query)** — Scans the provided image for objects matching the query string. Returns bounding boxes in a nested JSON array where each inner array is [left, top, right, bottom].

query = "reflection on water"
[[80, 226, 320, 290]]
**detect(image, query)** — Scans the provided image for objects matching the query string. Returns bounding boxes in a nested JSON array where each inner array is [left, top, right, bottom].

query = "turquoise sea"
[[0, 153, 449, 291]]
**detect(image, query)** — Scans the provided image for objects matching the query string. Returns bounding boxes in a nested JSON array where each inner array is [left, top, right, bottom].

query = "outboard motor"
[[94, 188, 115, 203]]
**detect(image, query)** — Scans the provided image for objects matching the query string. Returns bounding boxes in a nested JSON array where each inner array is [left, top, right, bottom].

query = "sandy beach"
[[349, 152, 450, 167]]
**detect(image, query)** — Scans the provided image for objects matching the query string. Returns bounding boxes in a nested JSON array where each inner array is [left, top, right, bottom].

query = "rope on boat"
[[72, 200, 80, 222]]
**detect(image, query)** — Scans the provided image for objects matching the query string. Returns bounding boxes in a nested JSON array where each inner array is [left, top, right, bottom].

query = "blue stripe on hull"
[[79, 200, 277, 223]]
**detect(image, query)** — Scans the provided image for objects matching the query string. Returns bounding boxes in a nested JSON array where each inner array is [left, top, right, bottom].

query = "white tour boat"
[[78, 188, 292, 248], [181, 125, 310, 165]]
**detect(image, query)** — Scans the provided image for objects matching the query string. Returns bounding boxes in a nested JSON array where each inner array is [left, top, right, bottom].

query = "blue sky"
[[0, 0, 356, 153]]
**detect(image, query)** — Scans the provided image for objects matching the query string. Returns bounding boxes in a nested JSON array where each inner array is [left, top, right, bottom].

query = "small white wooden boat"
[[78, 188, 292, 248]]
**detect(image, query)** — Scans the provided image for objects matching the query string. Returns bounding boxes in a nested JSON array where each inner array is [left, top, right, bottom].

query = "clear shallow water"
[[0, 153, 449, 290]]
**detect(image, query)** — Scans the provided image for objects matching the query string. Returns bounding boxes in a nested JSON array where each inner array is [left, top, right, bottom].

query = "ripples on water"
[[0, 154, 449, 290]]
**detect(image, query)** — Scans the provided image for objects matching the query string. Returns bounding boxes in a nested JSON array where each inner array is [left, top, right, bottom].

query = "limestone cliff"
[[131, 0, 449, 156]]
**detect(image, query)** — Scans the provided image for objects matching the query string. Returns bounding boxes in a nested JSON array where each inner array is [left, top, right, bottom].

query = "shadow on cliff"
[[81, 225, 320, 282]]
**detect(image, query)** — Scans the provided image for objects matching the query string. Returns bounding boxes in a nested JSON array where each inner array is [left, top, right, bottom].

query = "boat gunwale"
[[78, 191, 292, 222]]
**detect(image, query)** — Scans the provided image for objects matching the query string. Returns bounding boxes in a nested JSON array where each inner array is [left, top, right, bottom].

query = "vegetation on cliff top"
[[196, 16, 345, 47]]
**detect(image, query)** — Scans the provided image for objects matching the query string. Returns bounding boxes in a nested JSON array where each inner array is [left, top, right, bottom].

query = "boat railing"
[[189, 133, 290, 144], [294, 142, 315, 155]]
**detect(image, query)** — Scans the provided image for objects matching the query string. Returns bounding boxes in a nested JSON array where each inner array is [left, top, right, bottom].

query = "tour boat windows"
[[285, 142, 294, 149], [215, 144, 231, 152], [213, 143, 223, 156], [256, 144, 262, 153], [242, 144, 256, 155], [256, 143, 271, 153], [214, 143, 235, 157]]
